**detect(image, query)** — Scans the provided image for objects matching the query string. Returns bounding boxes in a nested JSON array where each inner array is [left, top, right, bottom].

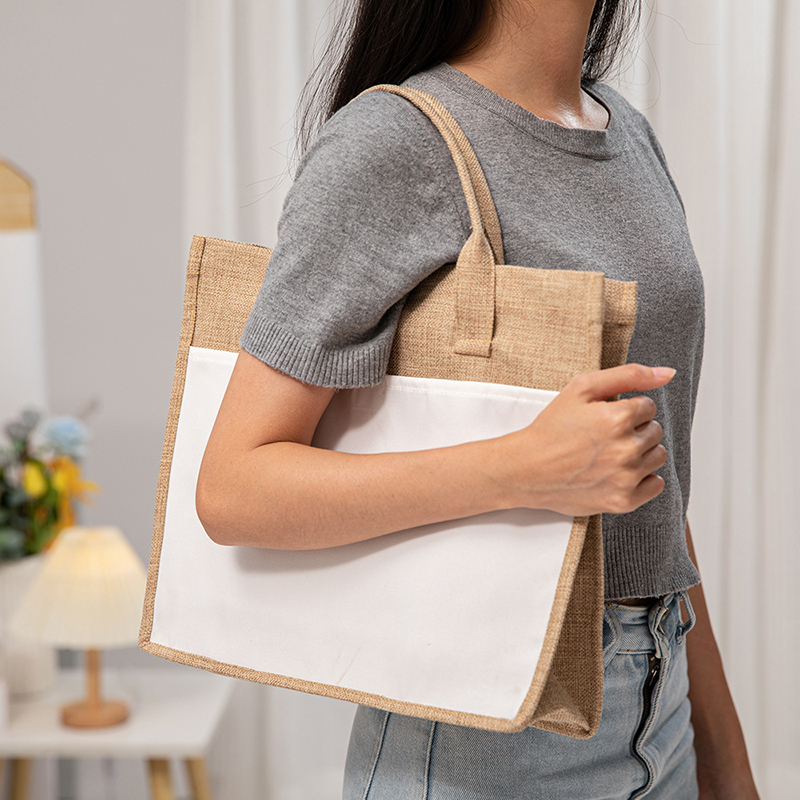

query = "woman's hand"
[[496, 363, 675, 517]]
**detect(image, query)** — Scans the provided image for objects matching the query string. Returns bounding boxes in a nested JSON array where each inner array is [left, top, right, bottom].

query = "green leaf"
[[42, 486, 59, 505], [29, 523, 57, 554]]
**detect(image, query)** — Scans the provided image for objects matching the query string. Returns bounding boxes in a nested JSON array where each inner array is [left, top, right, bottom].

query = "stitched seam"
[[422, 721, 437, 800], [630, 652, 671, 799], [385, 90, 474, 242], [630, 604, 673, 798], [603, 606, 623, 668], [414, 108, 474, 242], [188, 237, 205, 346], [351, 90, 467, 235], [361, 711, 390, 800]]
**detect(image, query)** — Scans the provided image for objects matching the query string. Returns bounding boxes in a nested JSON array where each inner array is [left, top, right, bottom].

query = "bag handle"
[[359, 84, 501, 357]]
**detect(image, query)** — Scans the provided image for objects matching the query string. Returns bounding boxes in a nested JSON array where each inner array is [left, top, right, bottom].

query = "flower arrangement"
[[0, 409, 100, 560]]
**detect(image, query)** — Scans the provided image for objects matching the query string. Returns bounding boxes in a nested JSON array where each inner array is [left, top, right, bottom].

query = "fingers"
[[640, 443, 667, 473], [625, 396, 659, 429], [629, 473, 666, 509], [521, 363, 674, 517], [597, 396, 659, 438], [572, 363, 676, 403], [604, 424, 666, 514], [635, 419, 664, 452], [618, 442, 666, 514]]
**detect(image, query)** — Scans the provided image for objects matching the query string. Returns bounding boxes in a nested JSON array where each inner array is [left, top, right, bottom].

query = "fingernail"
[[653, 367, 676, 380]]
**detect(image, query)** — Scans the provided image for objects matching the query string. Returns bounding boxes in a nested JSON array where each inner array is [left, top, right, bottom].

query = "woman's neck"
[[447, 0, 609, 131]]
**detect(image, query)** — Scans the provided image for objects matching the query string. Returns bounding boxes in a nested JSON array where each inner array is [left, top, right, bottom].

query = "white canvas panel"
[[151, 346, 573, 720]]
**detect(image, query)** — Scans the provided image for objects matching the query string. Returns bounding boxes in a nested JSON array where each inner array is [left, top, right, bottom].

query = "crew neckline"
[[409, 61, 622, 160]]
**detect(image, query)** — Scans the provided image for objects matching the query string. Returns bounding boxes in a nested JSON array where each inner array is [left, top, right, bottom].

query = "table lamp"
[[8, 526, 147, 728]]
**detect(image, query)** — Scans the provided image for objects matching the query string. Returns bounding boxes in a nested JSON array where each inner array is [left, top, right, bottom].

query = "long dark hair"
[[298, 0, 641, 153]]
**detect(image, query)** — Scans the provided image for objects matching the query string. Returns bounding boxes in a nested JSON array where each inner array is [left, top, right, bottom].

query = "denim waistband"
[[602, 592, 696, 664]]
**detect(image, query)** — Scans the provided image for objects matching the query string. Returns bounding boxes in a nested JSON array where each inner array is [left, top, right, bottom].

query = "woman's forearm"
[[198, 435, 513, 549], [195, 351, 674, 549]]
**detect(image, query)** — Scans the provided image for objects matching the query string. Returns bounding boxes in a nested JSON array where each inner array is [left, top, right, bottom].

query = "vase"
[[0, 553, 56, 697]]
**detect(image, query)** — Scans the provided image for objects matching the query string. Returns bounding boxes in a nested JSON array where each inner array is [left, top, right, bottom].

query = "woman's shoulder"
[[588, 82, 670, 153], [283, 88, 469, 245], [588, 82, 682, 200], [242, 89, 467, 390], [295, 89, 452, 186]]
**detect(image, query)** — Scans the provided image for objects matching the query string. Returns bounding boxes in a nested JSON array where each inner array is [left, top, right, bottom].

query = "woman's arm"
[[685, 522, 761, 799], [196, 348, 674, 549]]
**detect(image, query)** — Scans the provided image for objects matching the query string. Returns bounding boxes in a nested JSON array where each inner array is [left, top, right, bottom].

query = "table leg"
[[10, 758, 32, 800], [185, 758, 212, 800], [147, 758, 175, 800]]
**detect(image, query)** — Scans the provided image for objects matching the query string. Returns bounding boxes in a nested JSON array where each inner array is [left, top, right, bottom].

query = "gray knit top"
[[240, 62, 705, 600]]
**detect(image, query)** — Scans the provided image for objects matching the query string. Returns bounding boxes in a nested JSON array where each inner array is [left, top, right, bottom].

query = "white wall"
[[1, 2, 189, 795], [0, 0, 187, 663]]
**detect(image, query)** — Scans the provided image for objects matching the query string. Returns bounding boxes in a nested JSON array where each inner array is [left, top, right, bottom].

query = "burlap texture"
[[141, 87, 637, 737]]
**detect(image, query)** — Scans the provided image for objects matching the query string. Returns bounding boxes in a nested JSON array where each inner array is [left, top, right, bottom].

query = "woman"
[[196, 0, 760, 797]]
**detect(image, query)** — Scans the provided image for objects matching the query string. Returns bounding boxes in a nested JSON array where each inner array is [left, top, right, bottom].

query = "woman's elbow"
[[195, 463, 292, 548], [195, 467, 237, 546]]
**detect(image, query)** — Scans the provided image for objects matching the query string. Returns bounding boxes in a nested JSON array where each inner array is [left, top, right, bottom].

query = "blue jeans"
[[344, 593, 698, 799]]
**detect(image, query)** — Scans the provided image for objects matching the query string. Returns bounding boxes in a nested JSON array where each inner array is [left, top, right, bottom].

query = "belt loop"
[[648, 594, 672, 659], [676, 591, 697, 644]]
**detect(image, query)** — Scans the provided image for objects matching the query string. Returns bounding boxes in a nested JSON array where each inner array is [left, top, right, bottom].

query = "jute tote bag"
[[140, 86, 637, 737]]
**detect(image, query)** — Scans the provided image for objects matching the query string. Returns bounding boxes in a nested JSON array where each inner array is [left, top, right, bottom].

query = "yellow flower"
[[48, 455, 100, 535], [50, 459, 71, 494], [22, 461, 48, 498]]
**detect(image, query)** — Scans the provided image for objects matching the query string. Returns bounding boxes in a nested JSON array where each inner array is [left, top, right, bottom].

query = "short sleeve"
[[239, 91, 468, 388]]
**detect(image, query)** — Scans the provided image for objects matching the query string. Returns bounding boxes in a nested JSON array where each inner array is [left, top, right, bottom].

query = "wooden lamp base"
[[61, 698, 129, 728], [61, 648, 129, 729]]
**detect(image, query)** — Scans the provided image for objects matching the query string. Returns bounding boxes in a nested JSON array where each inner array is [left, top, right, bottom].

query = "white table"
[[0, 667, 234, 800]]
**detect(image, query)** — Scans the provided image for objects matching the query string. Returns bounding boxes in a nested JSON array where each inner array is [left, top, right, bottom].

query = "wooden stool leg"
[[147, 758, 175, 800], [185, 758, 213, 800], [10, 758, 32, 800]]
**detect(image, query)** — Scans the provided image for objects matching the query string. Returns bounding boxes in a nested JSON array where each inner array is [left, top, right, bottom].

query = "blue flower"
[[45, 417, 91, 459]]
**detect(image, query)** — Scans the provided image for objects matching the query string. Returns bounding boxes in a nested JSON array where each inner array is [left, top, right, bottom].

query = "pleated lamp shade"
[[9, 526, 147, 649]]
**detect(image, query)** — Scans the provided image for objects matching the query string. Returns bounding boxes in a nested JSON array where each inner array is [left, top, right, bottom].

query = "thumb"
[[573, 363, 676, 402]]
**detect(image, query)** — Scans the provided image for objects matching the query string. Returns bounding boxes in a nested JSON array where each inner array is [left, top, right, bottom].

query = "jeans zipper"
[[630, 652, 662, 797]]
